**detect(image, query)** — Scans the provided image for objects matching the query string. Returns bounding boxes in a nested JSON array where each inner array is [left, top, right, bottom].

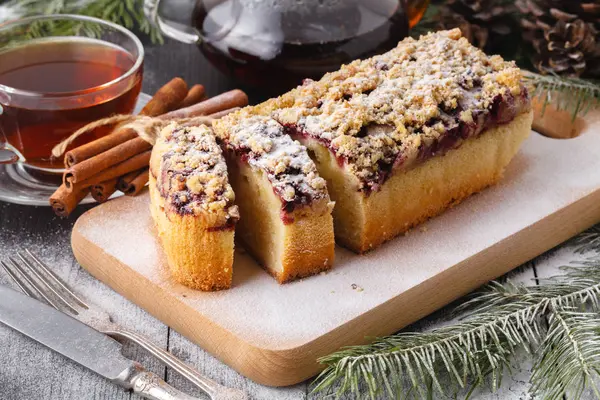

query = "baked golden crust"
[[150, 124, 237, 290], [359, 111, 533, 251], [150, 175, 234, 290], [213, 116, 335, 282], [308, 111, 532, 252], [235, 179, 336, 283], [152, 29, 533, 279], [278, 205, 335, 282]]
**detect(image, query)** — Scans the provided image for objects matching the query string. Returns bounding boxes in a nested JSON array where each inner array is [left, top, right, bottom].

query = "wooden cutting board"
[[72, 108, 600, 387]]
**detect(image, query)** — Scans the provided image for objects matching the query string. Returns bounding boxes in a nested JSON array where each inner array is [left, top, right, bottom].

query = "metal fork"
[[0, 250, 247, 400]]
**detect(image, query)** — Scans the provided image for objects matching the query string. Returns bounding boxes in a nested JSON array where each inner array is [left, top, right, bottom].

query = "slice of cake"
[[149, 123, 239, 291], [212, 114, 335, 283], [226, 29, 533, 253]]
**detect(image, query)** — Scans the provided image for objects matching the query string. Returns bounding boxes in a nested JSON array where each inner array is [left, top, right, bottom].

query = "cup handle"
[[144, 0, 201, 44], [0, 105, 19, 164]]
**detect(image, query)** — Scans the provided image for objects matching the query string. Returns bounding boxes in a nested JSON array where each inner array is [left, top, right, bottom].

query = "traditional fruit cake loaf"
[[212, 114, 335, 282], [220, 29, 534, 253], [150, 123, 239, 291]]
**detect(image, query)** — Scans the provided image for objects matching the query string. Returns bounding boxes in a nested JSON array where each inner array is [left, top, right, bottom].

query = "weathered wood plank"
[[0, 203, 170, 400], [165, 329, 307, 399], [0, 204, 128, 399]]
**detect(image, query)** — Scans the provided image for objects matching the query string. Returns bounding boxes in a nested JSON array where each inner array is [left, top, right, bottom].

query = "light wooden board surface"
[[70, 107, 600, 387]]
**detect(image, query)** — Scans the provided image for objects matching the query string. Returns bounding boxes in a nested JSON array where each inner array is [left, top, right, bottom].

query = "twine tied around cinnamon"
[[51, 114, 215, 158]]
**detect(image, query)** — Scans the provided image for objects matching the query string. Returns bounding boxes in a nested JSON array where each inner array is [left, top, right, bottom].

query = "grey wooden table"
[[0, 38, 595, 400]]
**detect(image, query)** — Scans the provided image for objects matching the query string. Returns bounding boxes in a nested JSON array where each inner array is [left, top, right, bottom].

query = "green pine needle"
[[3, 0, 163, 44], [531, 307, 600, 400], [525, 72, 600, 122], [313, 228, 600, 399], [571, 226, 600, 255]]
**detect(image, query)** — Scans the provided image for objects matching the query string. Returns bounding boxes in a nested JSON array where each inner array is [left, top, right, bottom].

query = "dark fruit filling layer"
[[282, 88, 529, 195], [213, 116, 329, 223]]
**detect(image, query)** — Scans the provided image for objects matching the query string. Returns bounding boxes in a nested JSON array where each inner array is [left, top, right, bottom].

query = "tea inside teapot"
[[193, 0, 410, 92]]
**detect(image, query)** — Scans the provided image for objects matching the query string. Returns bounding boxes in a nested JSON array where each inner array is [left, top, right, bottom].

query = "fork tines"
[[1, 250, 88, 315]]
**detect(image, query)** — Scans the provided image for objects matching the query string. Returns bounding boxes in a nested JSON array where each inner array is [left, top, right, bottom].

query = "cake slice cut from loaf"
[[212, 114, 335, 283], [225, 28, 533, 253], [149, 123, 239, 291]]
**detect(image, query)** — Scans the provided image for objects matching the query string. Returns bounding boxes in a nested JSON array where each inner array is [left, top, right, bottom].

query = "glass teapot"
[[145, 0, 430, 92]]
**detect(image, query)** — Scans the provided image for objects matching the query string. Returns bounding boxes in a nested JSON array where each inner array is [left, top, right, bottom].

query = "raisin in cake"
[[223, 29, 533, 253], [212, 114, 335, 282], [149, 123, 239, 291]]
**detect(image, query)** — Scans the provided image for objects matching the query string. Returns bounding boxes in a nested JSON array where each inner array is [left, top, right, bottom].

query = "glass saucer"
[[0, 93, 151, 206]]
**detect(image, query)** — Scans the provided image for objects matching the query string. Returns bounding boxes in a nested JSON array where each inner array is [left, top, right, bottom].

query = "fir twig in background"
[[1, 0, 162, 44], [313, 227, 600, 399], [525, 72, 600, 122]]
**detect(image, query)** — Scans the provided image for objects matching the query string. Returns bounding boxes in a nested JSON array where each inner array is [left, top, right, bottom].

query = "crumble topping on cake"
[[213, 115, 328, 209], [158, 124, 239, 224], [238, 29, 531, 192]]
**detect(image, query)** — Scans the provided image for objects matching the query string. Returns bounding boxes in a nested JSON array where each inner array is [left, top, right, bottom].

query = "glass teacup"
[[0, 14, 144, 179]]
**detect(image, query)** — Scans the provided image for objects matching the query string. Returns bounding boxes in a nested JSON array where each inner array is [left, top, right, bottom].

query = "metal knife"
[[0, 285, 199, 400]]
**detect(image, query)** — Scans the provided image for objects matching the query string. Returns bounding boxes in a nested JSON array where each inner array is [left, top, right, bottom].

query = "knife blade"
[[0, 285, 198, 400], [0, 284, 133, 380]]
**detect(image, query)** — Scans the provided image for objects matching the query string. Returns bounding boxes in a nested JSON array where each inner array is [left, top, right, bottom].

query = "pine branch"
[[524, 72, 600, 122], [314, 317, 519, 399], [571, 226, 600, 255], [531, 307, 600, 400], [314, 228, 600, 399], [2, 0, 162, 44]]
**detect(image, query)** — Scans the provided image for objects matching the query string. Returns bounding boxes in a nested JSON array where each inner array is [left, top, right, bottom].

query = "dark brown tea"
[[193, 0, 424, 93], [0, 38, 142, 170]]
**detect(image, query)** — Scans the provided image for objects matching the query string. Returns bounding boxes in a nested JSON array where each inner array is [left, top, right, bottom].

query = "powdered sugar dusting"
[[75, 111, 600, 350], [243, 29, 529, 192], [156, 124, 238, 225], [214, 115, 328, 205]]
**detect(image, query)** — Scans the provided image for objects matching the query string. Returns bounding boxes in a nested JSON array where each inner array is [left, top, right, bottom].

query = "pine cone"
[[433, 0, 516, 52], [516, 0, 600, 78]]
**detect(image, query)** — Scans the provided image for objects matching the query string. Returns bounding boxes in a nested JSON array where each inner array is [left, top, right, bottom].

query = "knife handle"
[[117, 363, 199, 400], [105, 327, 247, 399]]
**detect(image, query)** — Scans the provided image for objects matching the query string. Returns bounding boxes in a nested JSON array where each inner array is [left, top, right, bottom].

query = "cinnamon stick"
[[139, 77, 189, 116], [65, 137, 151, 185], [118, 168, 149, 196], [90, 179, 118, 203], [67, 150, 152, 191], [49, 185, 89, 218], [64, 130, 137, 168], [117, 169, 141, 192], [180, 84, 206, 108], [64, 77, 188, 167], [163, 90, 248, 119]]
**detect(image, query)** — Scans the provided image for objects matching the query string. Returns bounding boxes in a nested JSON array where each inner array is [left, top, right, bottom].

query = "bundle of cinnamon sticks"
[[50, 78, 248, 217]]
